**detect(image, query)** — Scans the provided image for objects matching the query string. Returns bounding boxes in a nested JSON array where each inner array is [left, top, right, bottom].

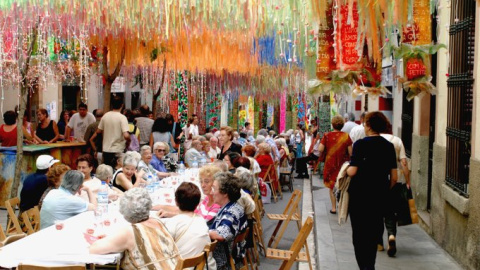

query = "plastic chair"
[[5, 197, 23, 235], [266, 216, 314, 270], [267, 190, 302, 249], [22, 206, 41, 235]]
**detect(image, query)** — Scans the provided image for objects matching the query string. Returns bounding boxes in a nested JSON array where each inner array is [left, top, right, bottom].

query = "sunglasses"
[[156, 149, 166, 152]]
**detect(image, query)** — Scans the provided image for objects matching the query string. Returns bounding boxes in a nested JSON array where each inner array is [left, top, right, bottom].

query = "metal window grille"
[[445, 0, 475, 196]]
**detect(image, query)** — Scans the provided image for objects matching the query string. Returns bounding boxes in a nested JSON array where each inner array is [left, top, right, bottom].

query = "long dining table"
[[0, 210, 122, 268], [0, 168, 202, 268]]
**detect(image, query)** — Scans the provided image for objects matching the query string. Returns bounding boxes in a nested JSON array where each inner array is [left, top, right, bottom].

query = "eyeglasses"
[[156, 149, 166, 152]]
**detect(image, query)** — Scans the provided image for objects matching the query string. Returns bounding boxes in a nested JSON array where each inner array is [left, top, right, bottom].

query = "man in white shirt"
[[65, 103, 96, 142], [341, 112, 358, 134], [91, 96, 130, 168], [135, 105, 154, 147], [350, 112, 367, 144]]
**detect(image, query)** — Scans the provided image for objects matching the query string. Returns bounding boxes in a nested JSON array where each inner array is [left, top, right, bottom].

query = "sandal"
[[330, 210, 337, 214]]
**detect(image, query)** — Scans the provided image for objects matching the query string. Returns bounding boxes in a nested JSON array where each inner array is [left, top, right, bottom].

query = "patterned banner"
[[403, 0, 431, 45], [280, 91, 286, 133], [207, 93, 221, 133], [336, 1, 361, 70], [176, 72, 188, 129], [247, 96, 254, 129], [316, 1, 335, 79]]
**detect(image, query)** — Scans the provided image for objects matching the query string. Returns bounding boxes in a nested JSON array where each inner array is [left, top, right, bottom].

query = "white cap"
[[36, 155, 60, 170]]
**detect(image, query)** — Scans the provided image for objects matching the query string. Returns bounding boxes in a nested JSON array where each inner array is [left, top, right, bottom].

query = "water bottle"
[[200, 153, 207, 167], [192, 156, 199, 168], [146, 174, 155, 195], [96, 181, 109, 224], [177, 161, 186, 174]]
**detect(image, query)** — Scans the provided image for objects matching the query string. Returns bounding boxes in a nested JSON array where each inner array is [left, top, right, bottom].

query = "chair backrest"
[[22, 206, 41, 235], [206, 240, 218, 254], [282, 190, 302, 215], [0, 233, 27, 247], [174, 251, 206, 270], [5, 197, 22, 235], [17, 264, 86, 270], [281, 217, 314, 270], [0, 223, 6, 241], [263, 164, 273, 182]]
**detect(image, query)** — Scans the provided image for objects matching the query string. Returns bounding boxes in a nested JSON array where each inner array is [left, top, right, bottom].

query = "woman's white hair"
[[123, 151, 141, 167], [119, 188, 152, 223], [140, 145, 152, 156], [234, 167, 257, 194], [153, 141, 170, 153], [96, 164, 113, 182]]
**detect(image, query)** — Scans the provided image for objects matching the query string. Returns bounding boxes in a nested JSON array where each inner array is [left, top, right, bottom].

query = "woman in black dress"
[[346, 112, 397, 270], [218, 126, 242, 160], [34, 109, 60, 144]]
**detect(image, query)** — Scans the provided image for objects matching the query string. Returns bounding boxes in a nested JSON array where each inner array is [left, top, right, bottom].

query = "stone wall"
[[411, 134, 430, 211], [426, 143, 480, 270]]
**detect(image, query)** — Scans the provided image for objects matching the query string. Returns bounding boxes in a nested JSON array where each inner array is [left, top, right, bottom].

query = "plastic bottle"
[[146, 174, 155, 195], [177, 161, 186, 174], [192, 156, 199, 168], [96, 181, 109, 221], [200, 153, 207, 167]]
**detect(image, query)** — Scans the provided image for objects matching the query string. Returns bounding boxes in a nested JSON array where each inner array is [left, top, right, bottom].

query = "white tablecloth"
[[0, 211, 123, 268]]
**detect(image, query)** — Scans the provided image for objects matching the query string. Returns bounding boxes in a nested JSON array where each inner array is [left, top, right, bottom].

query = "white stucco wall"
[[434, 1, 451, 148]]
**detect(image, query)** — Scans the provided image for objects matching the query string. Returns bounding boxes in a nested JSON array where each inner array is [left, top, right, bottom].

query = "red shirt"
[[0, 125, 17, 147]]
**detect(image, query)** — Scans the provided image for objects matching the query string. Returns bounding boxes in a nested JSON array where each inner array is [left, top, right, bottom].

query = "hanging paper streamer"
[[403, 0, 431, 45], [297, 93, 306, 127], [247, 96, 254, 129], [336, 1, 361, 70], [316, 2, 335, 79], [207, 93, 221, 133], [267, 104, 274, 129], [280, 91, 286, 133], [176, 72, 188, 129]]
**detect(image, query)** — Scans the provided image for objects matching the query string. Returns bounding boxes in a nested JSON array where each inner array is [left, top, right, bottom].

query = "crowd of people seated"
[[14, 99, 306, 270]]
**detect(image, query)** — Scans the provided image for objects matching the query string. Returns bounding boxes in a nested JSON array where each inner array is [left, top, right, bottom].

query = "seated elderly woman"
[[156, 165, 222, 225], [184, 140, 203, 167], [112, 151, 146, 192], [162, 182, 216, 269], [40, 170, 97, 229], [38, 164, 70, 210], [76, 154, 120, 202], [95, 164, 124, 198], [256, 142, 278, 191], [138, 145, 176, 179], [223, 151, 241, 173], [209, 172, 248, 270], [151, 142, 177, 173], [88, 188, 180, 270]]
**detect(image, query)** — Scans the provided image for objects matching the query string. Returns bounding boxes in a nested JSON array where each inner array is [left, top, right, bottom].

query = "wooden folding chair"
[[0, 223, 26, 247], [5, 197, 23, 235], [175, 251, 206, 270], [263, 165, 278, 202], [17, 265, 86, 270], [266, 216, 314, 270], [252, 197, 266, 258], [22, 206, 41, 235], [254, 192, 265, 218], [267, 190, 302, 249], [229, 228, 250, 270], [273, 161, 283, 200]]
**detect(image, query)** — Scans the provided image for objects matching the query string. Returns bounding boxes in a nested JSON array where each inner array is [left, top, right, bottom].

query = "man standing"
[[350, 112, 367, 144], [166, 113, 183, 151], [135, 105, 154, 147], [65, 103, 96, 142], [92, 97, 130, 168], [84, 109, 104, 164], [20, 155, 59, 213], [341, 112, 358, 134]]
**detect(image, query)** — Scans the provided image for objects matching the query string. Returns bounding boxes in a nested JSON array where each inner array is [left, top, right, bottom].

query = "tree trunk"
[[152, 58, 167, 117], [11, 21, 39, 198], [103, 80, 112, 111]]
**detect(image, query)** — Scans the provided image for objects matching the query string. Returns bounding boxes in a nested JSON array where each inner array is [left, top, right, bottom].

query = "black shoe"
[[387, 235, 396, 257]]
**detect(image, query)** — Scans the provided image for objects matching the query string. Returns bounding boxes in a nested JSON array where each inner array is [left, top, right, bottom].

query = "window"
[[445, 0, 476, 196]]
